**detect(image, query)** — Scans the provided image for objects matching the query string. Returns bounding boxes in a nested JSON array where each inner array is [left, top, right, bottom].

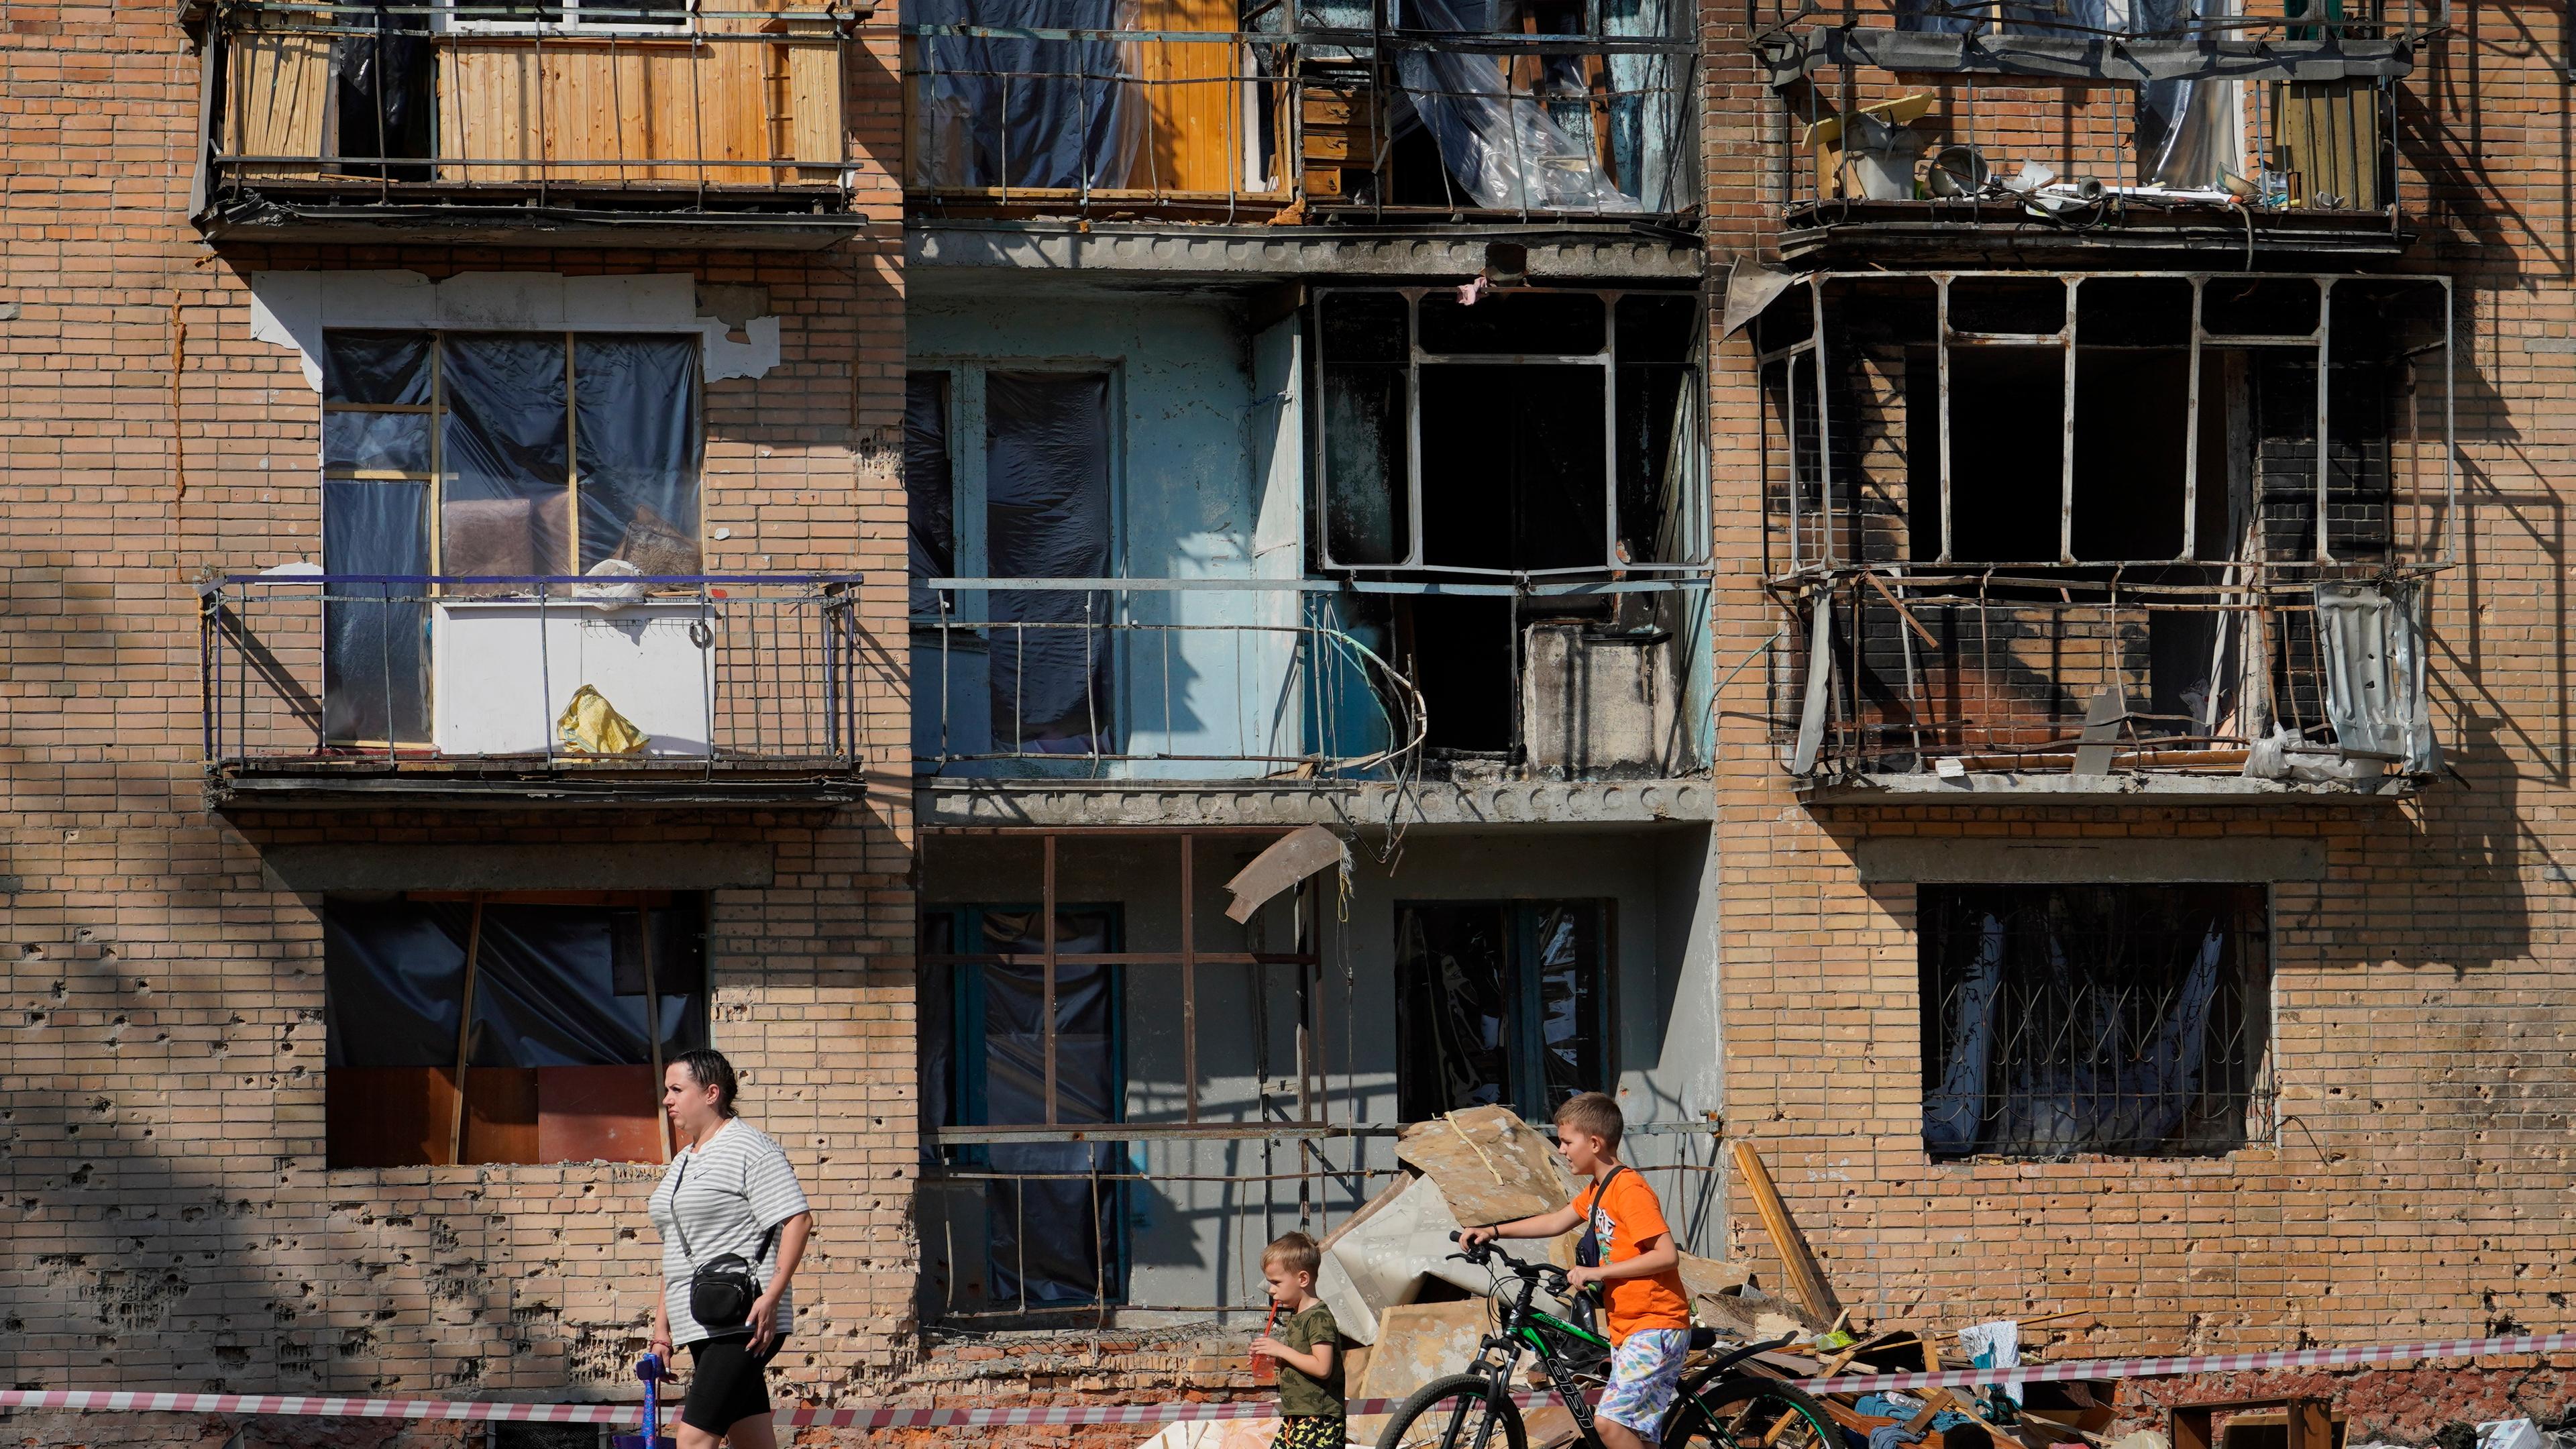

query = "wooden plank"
[[461, 1067, 543, 1165], [1729, 1138, 1844, 1324], [325, 1066, 456, 1169], [230, 27, 332, 180], [535, 1065, 663, 1164], [1132, 0, 1243, 193], [784, 38, 843, 170]]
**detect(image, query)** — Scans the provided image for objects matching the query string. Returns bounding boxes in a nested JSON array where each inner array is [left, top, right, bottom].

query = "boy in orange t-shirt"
[[1460, 1092, 1692, 1449]]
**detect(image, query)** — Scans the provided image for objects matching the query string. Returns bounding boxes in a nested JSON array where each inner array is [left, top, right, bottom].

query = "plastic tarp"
[[910, 0, 1145, 191], [906, 373, 957, 619], [321, 898, 706, 1070], [985, 371, 1114, 753], [574, 336, 702, 576], [1395, 0, 1638, 212], [441, 334, 574, 583], [321, 479, 432, 743], [2315, 579, 2441, 774], [955, 909, 1124, 1307], [332, 5, 433, 178]]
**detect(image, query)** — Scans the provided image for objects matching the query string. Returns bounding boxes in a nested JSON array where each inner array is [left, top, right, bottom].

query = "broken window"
[[1316, 288, 1703, 573], [322, 893, 708, 1169], [319, 329, 703, 743], [1919, 884, 2268, 1159], [1395, 900, 1609, 1122], [922, 906, 1127, 1310]]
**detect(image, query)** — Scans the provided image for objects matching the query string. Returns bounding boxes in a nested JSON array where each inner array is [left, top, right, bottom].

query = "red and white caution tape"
[[3, 1332, 2570, 1430]]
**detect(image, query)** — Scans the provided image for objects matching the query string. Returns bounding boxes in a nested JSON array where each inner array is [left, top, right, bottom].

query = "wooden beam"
[[1730, 1138, 1844, 1324], [447, 894, 487, 1167]]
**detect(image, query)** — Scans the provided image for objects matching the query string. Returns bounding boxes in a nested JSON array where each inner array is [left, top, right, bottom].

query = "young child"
[[1249, 1231, 1344, 1449], [1458, 1091, 1690, 1449]]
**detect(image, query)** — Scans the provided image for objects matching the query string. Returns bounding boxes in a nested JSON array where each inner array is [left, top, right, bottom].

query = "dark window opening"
[[922, 905, 1127, 1311], [323, 892, 708, 1168], [905, 371, 956, 619], [1394, 900, 1610, 1122], [984, 371, 1115, 754], [1919, 883, 2268, 1160]]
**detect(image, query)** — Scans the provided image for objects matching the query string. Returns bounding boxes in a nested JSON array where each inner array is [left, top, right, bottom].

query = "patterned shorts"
[[1276, 1413, 1348, 1449], [1596, 1328, 1693, 1438]]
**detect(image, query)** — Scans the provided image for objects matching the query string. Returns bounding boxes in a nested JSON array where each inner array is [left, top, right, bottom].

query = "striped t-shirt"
[[647, 1119, 811, 1345]]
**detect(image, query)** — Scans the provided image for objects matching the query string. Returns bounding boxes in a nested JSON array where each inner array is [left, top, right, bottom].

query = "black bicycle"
[[1375, 1233, 1845, 1449]]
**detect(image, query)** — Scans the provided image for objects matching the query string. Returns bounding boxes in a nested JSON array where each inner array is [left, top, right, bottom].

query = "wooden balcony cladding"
[[219, 10, 847, 191]]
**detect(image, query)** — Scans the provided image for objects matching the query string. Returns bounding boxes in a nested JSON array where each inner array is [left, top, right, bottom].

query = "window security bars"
[[200, 573, 876, 777], [1919, 883, 2272, 1160]]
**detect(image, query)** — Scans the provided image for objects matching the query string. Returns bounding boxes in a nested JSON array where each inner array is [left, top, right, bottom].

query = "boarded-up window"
[[323, 892, 707, 1167], [1919, 883, 2269, 1159]]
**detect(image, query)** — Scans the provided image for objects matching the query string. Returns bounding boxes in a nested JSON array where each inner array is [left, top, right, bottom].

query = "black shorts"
[[682, 1336, 781, 1434]]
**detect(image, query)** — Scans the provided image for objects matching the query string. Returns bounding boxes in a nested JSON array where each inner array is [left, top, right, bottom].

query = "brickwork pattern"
[[1704, 0, 2576, 1370], [0, 0, 922, 1430]]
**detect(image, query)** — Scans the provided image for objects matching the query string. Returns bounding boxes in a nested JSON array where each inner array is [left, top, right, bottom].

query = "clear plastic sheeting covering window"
[[318, 329, 703, 742], [321, 893, 709, 1168], [1394, 900, 1608, 1122], [921, 907, 1126, 1309], [1392, 0, 1643, 211], [1918, 884, 2269, 1160], [909, 0, 1146, 190]]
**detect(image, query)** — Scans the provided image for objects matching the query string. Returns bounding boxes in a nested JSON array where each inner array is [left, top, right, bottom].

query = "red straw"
[[1251, 1301, 1279, 1371]]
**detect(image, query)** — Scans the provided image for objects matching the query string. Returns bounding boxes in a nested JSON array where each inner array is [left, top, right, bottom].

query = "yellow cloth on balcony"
[[555, 685, 649, 756]]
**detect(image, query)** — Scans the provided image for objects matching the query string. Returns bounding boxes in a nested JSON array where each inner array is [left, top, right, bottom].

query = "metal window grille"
[[1919, 883, 2272, 1160]]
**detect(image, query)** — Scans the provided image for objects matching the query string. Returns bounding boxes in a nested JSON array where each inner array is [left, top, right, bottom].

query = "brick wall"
[[0, 0, 922, 1434], [1703, 0, 2576, 1380]]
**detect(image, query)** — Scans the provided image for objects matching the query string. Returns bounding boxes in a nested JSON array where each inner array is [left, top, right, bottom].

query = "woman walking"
[[647, 1049, 814, 1449]]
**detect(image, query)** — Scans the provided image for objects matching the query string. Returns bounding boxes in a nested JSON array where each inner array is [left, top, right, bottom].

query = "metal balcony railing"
[[203, 4, 862, 216], [902, 4, 1699, 221], [202, 574, 878, 787], [911, 584, 1425, 777]]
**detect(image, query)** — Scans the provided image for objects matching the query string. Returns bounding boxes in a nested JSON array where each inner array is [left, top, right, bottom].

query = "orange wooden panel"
[[461, 1067, 542, 1166], [537, 1065, 666, 1165], [327, 1066, 455, 1169], [1131, 0, 1245, 193]]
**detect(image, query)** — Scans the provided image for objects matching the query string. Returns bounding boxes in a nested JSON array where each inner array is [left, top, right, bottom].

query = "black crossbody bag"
[[667, 1152, 780, 1336]]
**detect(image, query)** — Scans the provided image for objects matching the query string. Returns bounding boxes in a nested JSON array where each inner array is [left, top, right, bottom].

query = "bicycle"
[[1375, 1232, 1845, 1449]]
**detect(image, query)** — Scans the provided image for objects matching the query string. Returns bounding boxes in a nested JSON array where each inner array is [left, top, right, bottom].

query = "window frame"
[[921, 902, 1132, 1311], [320, 327, 708, 586], [1915, 881, 2276, 1163], [1391, 897, 1617, 1123], [1309, 286, 1709, 577], [321, 889, 710, 1170], [435, 0, 691, 38]]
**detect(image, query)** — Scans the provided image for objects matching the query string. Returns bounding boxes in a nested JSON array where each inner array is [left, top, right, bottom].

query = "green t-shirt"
[[1273, 1303, 1344, 1417]]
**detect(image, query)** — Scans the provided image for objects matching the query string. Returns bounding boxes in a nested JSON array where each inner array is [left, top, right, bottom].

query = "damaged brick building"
[[1, 0, 2572, 1444]]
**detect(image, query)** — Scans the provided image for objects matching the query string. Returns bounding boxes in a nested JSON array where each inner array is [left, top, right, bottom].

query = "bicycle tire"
[[1375, 1373, 1531, 1449], [1661, 1372, 1841, 1449]]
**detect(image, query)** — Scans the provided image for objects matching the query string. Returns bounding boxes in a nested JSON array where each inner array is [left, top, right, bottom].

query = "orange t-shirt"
[[1585, 1169, 1691, 1344]]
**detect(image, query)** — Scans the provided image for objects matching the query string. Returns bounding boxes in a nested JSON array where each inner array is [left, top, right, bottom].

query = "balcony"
[[910, 582, 1426, 781], [1750, 0, 2430, 264], [902, 0, 1697, 224], [196, 3, 869, 250], [201, 573, 880, 806], [1750, 269, 2453, 798]]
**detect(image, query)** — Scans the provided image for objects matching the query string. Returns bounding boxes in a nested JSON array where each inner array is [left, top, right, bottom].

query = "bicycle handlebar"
[[1448, 1230, 1573, 1289]]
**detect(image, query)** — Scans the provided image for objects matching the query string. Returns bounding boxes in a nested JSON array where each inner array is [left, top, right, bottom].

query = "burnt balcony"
[[1752, 0, 2430, 264], [902, 0, 1697, 225], [1750, 268, 2453, 798], [201, 573, 883, 805], [195, 3, 870, 250]]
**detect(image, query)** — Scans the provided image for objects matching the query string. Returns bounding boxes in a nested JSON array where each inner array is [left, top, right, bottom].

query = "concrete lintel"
[[916, 779, 1717, 830], [908, 221, 1704, 282], [1857, 836, 2327, 884], [260, 841, 777, 894]]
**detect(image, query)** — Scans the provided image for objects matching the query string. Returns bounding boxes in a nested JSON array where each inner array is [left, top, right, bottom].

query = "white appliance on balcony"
[[431, 599, 714, 757]]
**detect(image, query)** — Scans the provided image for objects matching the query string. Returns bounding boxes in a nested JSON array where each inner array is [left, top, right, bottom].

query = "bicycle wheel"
[[1661, 1373, 1841, 1449], [1376, 1373, 1531, 1449]]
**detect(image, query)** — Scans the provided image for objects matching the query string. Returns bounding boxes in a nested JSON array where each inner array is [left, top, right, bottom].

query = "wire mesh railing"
[[911, 586, 1426, 777], [201, 574, 879, 776]]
